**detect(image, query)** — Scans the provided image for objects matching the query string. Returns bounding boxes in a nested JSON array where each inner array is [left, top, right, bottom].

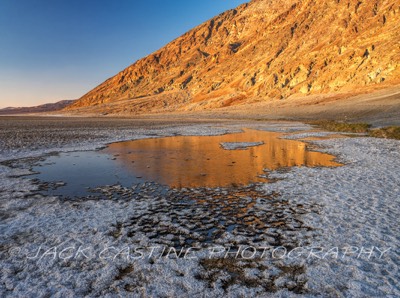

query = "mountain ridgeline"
[[66, 0, 400, 113], [0, 100, 75, 115]]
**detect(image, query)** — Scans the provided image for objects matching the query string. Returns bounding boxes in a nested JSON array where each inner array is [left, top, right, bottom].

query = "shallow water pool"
[[30, 128, 341, 197]]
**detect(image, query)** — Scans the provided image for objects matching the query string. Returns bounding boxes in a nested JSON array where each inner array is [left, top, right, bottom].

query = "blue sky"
[[0, 0, 247, 108]]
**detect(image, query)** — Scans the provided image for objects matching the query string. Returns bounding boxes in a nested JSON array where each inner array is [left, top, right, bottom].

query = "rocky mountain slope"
[[66, 0, 400, 113], [0, 100, 76, 115]]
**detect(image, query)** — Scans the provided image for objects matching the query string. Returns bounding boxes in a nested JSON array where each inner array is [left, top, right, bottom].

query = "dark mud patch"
[[196, 258, 308, 294], [86, 182, 321, 251]]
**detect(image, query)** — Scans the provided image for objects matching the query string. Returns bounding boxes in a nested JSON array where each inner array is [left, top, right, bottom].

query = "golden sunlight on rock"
[[65, 0, 400, 114]]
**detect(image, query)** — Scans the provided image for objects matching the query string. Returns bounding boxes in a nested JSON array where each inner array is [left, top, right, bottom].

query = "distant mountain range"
[[65, 0, 400, 114], [0, 100, 76, 115]]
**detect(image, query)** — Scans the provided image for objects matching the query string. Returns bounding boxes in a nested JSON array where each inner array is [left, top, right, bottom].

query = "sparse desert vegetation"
[[310, 120, 400, 140]]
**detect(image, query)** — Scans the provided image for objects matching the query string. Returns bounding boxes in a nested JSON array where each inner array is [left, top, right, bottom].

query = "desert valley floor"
[[0, 116, 399, 297]]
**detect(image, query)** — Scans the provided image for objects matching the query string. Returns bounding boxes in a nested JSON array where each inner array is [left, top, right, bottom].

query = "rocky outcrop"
[[66, 0, 400, 112]]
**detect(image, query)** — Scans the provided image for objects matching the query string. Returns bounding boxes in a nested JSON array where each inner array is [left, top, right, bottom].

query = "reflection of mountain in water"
[[104, 129, 341, 188]]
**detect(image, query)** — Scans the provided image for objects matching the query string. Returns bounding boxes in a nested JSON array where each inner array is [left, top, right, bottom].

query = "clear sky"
[[0, 0, 247, 109]]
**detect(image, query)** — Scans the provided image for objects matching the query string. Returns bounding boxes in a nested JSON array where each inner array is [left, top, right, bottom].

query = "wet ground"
[[0, 123, 336, 295], [1, 118, 398, 297], [8, 128, 337, 255], [26, 128, 340, 197]]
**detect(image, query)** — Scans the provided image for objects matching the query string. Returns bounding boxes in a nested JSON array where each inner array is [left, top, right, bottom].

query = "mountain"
[[0, 100, 76, 115], [65, 0, 400, 114]]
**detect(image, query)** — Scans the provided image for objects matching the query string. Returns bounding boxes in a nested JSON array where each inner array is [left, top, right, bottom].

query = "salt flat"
[[0, 117, 399, 297]]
